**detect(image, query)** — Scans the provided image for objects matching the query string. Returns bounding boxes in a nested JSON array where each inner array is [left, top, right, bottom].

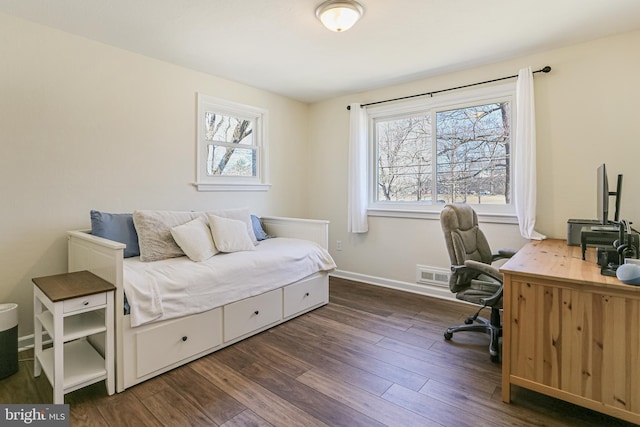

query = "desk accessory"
[[594, 220, 639, 276], [616, 263, 640, 285]]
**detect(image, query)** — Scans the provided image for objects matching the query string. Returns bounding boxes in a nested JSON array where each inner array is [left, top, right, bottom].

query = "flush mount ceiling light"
[[315, 0, 364, 32]]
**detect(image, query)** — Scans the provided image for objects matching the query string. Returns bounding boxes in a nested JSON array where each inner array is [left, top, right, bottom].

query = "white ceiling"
[[2, 0, 640, 103]]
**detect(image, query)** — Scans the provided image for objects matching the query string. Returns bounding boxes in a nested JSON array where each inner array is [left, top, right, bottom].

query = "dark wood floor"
[[1, 277, 636, 426]]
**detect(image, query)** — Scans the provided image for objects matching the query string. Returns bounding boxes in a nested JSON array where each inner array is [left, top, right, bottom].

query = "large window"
[[195, 94, 269, 191], [369, 84, 515, 216]]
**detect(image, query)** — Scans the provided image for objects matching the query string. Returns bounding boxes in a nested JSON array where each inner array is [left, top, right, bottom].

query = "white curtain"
[[514, 67, 546, 240], [348, 103, 369, 233]]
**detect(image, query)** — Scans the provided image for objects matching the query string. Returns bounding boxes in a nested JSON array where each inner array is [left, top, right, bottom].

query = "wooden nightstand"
[[32, 270, 115, 404]]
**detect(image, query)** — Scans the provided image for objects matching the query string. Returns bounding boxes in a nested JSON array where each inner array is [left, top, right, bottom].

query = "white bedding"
[[123, 237, 336, 327]]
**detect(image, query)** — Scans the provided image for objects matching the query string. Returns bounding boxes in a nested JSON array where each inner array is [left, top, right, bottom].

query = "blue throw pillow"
[[90, 210, 140, 258], [251, 215, 272, 241]]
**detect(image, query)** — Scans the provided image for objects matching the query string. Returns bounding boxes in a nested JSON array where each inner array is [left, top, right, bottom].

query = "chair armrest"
[[463, 260, 503, 282], [480, 285, 503, 307], [455, 260, 503, 307], [493, 248, 517, 261]]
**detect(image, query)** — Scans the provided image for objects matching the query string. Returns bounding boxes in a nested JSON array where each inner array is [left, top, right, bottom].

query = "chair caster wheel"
[[464, 318, 473, 324], [444, 331, 453, 340], [490, 354, 499, 363]]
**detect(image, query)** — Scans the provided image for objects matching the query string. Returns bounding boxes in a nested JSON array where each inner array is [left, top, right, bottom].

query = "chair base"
[[444, 307, 501, 362]]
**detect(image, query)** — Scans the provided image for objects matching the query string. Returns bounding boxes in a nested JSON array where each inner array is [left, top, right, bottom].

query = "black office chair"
[[440, 203, 516, 362]]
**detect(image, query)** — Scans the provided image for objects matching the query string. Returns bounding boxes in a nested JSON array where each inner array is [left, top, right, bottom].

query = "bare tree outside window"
[[377, 115, 432, 202], [375, 100, 511, 205], [436, 102, 510, 204], [205, 112, 255, 177]]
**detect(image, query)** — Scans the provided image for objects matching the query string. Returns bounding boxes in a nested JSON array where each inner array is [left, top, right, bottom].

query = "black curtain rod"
[[346, 66, 552, 110]]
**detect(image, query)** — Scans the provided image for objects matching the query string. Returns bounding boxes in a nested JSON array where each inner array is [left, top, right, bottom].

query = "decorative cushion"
[[207, 208, 258, 245], [90, 210, 140, 258], [251, 215, 272, 241], [207, 214, 256, 253], [133, 210, 200, 262], [170, 217, 219, 262]]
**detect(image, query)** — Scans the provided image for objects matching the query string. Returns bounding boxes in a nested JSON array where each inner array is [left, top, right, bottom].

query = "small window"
[[369, 83, 515, 216], [195, 94, 269, 191]]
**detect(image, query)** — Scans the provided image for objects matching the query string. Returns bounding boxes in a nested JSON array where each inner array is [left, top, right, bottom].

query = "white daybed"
[[68, 216, 333, 392]]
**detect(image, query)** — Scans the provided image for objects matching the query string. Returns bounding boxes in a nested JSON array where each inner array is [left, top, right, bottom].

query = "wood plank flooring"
[[1, 277, 636, 426]]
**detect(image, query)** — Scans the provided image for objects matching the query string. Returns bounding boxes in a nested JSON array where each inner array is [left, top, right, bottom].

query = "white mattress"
[[123, 237, 336, 327]]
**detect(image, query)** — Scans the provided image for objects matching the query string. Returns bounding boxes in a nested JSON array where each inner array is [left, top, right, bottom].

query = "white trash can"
[[0, 303, 18, 379]]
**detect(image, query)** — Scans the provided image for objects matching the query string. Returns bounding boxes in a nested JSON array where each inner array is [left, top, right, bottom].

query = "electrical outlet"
[[336, 240, 342, 251]]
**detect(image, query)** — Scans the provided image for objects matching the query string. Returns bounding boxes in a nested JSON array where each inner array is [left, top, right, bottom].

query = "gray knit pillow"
[[133, 210, 200, 262]]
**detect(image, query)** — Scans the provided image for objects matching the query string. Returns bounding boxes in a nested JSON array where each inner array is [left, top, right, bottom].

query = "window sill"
[[193, 182, 271, 192], [367, 207, 518, 224]]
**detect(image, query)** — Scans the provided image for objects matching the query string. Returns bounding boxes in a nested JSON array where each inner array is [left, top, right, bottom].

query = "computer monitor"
[[597, 163, 622, 225]]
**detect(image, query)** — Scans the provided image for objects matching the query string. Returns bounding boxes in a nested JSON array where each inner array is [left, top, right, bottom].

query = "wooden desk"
[[501, 239, 640, 424]]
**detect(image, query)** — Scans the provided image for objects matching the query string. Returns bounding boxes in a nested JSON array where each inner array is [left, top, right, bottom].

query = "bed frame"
[[68, 216, 330, 392]]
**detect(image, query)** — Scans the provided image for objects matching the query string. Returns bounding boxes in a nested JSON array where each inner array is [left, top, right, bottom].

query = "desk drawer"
[[224, 289, 282, 342], [63, 293, 106, 313], [283, 275, 328, 318], [135, 308, 222, 378]]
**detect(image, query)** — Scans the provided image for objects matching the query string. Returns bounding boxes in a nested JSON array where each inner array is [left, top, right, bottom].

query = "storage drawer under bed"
[[223, 289, 283, 342], [283, 274, 328, 318], [135, 308, 222, 378]]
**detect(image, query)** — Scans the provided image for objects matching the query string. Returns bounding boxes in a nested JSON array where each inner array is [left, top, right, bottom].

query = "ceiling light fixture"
[[315, 0, 364, 32]]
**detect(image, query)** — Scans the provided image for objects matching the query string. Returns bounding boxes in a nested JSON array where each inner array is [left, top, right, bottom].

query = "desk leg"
[[501, 342, 512, 403], [501, 276, 512, 403], [502, 380, 511, 403]]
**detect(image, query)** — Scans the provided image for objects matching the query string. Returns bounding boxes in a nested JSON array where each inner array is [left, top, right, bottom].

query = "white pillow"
[[170, 217, 219, 262], [207, 214, 256, 253], [207, 208, 258, 245]]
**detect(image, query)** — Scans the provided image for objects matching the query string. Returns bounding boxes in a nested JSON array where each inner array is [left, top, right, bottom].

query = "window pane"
[[436, 102, 511, 205], [376, 115, 432, 202], [207, 145, 257, 177], [204, 112, 254, 146]]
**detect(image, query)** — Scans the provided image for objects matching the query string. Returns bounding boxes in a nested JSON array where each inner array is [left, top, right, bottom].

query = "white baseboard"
[[330, 269, 466, 304]]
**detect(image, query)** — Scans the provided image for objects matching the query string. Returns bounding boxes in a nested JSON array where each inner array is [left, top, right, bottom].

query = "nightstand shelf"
[[33, 270, 115, 404], [37, 310, 106, 342], [38, 339, 108, 394]]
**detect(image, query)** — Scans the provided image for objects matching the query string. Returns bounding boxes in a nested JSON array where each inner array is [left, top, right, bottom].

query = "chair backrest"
[[440, 203, 493, 292]]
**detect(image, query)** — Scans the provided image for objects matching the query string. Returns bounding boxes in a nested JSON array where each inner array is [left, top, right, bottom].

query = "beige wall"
[[0, 13, 310, 336], [308, 30, 640, 286], [3, 10, 639, 338]]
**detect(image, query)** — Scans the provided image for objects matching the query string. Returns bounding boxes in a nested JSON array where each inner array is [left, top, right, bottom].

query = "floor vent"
[[416, 265, 450, 288]]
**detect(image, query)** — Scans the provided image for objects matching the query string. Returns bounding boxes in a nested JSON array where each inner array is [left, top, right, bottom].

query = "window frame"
[[195, 93, 270, 192], [366, 83, 518, 223]]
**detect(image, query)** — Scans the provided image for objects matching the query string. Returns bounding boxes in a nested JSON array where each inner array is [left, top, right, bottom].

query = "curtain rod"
[[346, 66, 551, 110]]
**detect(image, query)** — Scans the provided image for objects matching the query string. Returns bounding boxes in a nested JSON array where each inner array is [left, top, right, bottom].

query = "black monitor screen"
[[597, 163, 622, 225], [597, 164, 608, 225]]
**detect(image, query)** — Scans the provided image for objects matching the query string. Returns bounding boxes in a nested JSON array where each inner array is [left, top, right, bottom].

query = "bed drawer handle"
[[83, 301, 90, 306], [304, 292, 310, 297], [254, 310, 260, 316], [182, 336, 188, 342]]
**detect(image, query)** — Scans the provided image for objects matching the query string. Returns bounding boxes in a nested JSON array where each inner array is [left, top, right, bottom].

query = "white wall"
[[0, 13, 310, 336], [3, 10, 639, 338], [308, 30, 640, 289]]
